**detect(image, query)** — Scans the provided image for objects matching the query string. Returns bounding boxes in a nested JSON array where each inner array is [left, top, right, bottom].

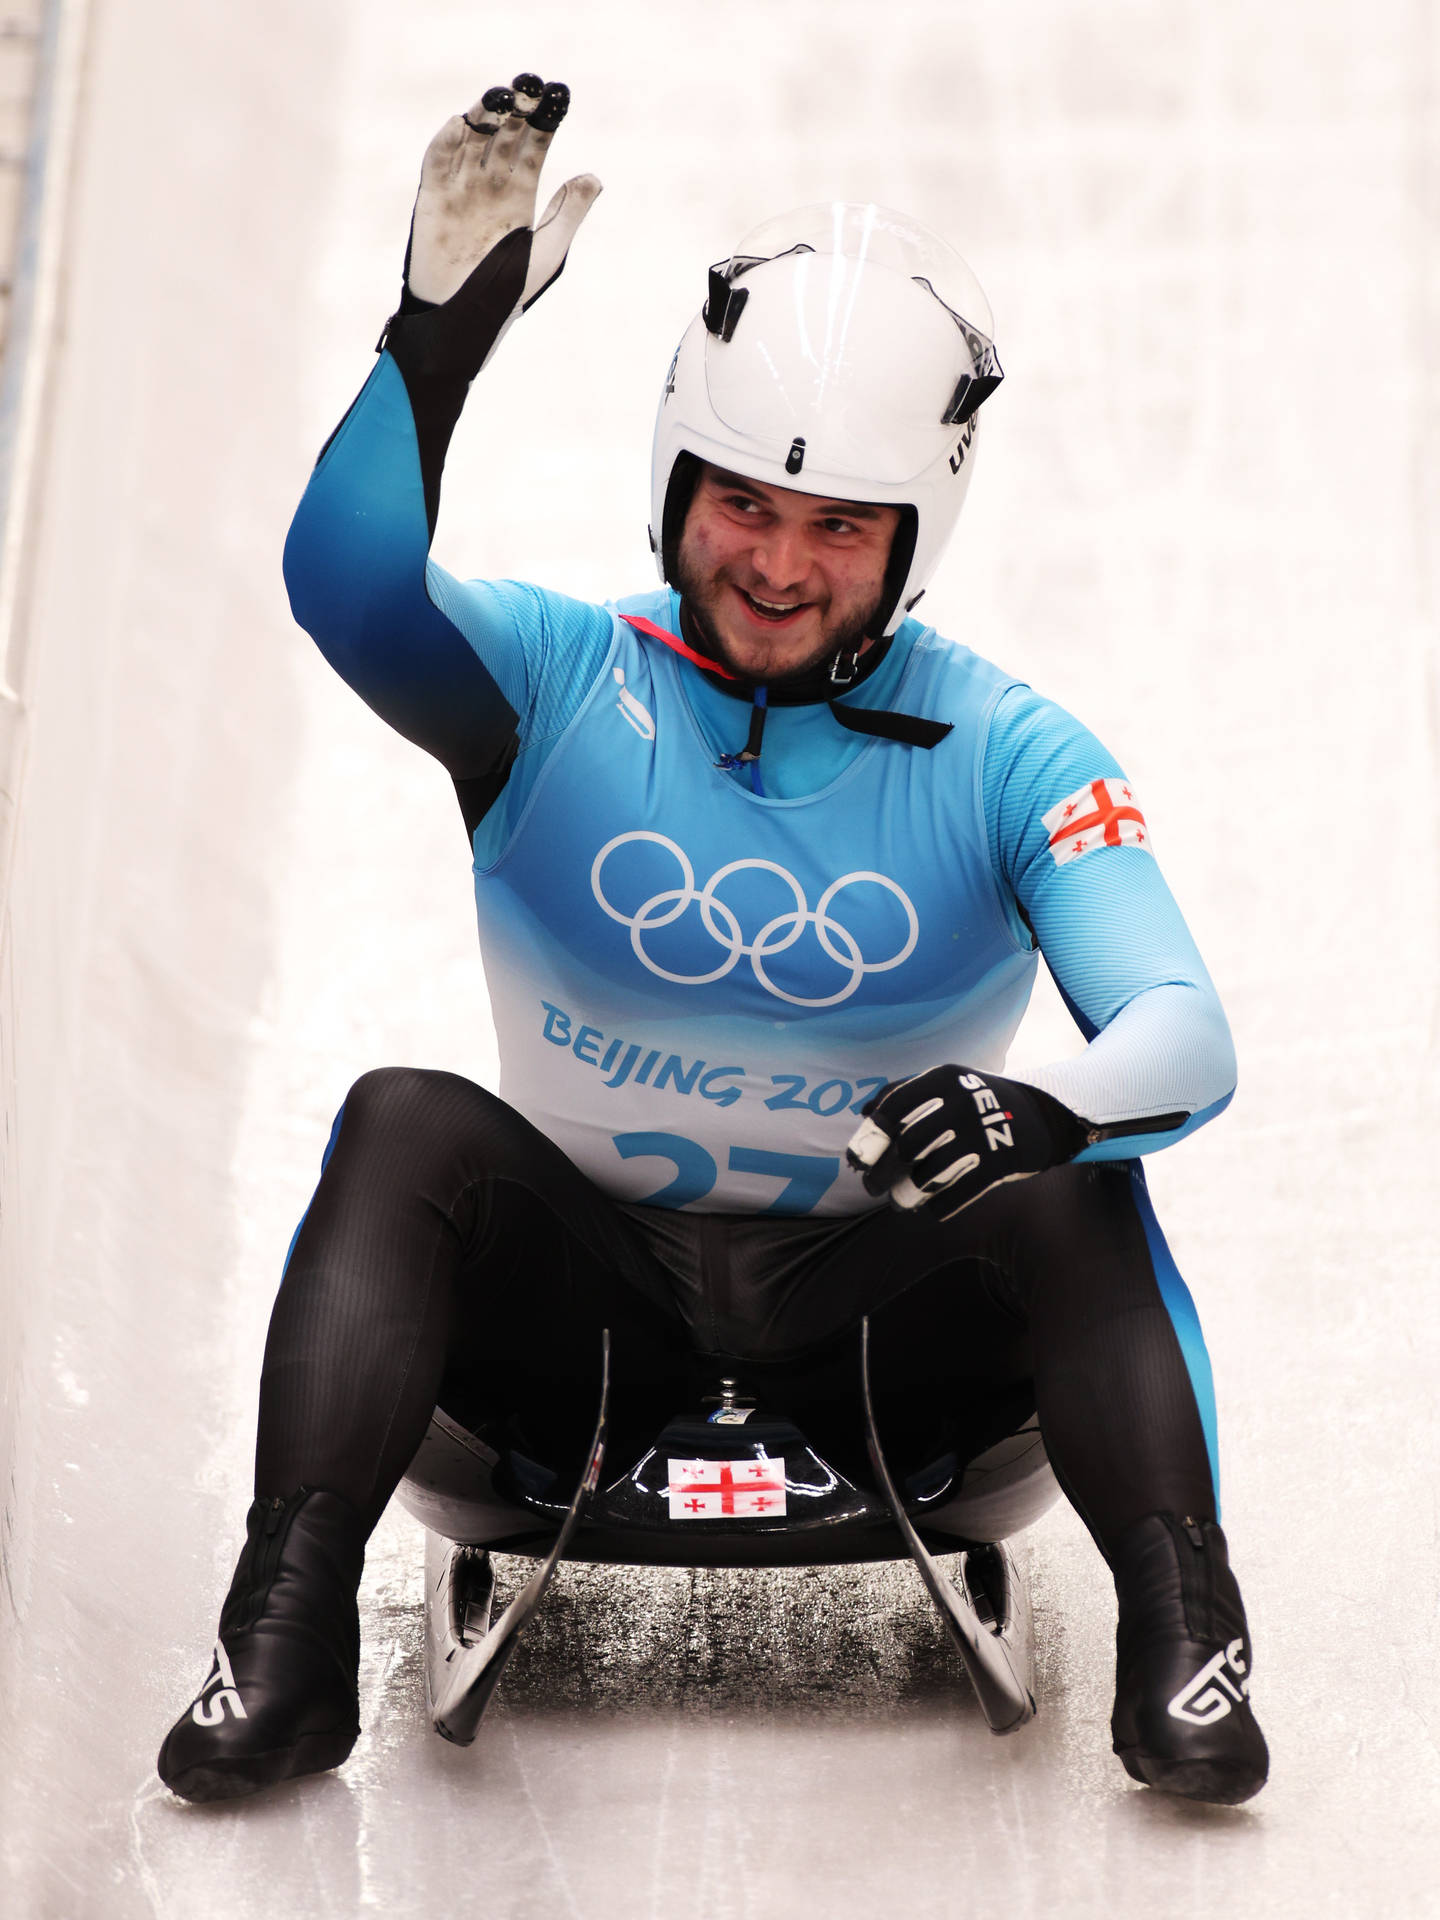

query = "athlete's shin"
[[1002, 1166, 1218, 1548], [254, 1068, 472, 1526]]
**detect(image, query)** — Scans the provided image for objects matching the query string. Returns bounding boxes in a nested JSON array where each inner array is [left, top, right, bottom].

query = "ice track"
[[1, 1, 1437, 1914]]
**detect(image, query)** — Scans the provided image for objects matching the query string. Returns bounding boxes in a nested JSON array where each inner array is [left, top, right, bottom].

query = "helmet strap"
[[828, 641, 863, 689], [872, 504, 919, 638], [659, 451, 704, 593]]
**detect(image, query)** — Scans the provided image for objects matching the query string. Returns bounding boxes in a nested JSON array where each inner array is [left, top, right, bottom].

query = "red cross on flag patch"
[[1043, 777, 1151, 868], [666, 1457, 787, 1519]]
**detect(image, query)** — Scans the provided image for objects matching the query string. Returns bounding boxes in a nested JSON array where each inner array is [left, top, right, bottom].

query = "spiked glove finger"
[[408, 74, 601, 307], [845, 1063, 1088, 1220]]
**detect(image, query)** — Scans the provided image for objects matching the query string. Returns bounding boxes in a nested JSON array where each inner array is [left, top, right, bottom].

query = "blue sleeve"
[[282, 351, 613, 777], [983, 684, 1236, 1157]]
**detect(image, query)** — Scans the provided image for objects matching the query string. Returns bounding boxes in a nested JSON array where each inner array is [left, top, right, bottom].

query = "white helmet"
[[650, 202, 1002, 639]]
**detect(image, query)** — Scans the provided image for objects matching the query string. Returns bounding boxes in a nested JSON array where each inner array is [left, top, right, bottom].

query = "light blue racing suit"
[[285, 351, 1235, 1225]]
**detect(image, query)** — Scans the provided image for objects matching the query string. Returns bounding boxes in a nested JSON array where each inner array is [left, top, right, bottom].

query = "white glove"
[[406, 74, 601, 316]]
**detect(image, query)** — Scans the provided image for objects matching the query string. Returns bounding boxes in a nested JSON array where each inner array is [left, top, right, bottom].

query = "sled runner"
[[397, 1323, 1055, 1742], [423, 1335, 611, 1745], [860, 1317, 1035, 1732]]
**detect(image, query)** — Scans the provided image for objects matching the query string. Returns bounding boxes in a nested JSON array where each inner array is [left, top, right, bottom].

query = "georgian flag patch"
[[1043, 776, 1151, 867], [667, 1457, 787, 1519]]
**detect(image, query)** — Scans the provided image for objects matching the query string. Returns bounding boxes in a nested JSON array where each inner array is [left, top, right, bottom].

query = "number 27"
[[613, 1132, 840, 1214]]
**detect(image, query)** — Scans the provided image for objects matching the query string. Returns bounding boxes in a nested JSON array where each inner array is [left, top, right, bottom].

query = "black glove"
[[844, 1064, 1089, 1220]]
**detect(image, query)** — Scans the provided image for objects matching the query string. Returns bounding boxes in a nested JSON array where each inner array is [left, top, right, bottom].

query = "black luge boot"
[[158, 1488, 366, 1803], [1109, 1512, 1269, 1806]]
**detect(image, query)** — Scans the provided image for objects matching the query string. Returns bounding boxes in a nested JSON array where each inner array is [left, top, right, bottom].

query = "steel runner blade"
[[427, 1330, 611, 1745], [860, 1316, 1036, 1734]]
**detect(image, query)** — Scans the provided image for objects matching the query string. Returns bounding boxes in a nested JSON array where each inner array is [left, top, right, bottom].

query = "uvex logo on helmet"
[[949, 413, 979, 475], [650, 202, 1004, 642]]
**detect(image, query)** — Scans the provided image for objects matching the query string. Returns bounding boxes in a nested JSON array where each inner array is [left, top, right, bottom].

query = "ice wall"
[[0, 2, 1436, 1914]]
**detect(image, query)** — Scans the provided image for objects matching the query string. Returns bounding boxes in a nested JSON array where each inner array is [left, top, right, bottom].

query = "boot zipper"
[[256, 1489, 307, 1596], [1177, 1513, 1215, 1637], [228, 1490, 303, 1633]]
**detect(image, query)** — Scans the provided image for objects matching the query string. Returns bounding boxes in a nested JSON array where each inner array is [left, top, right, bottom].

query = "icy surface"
[[1, 0, 1438, 1914]]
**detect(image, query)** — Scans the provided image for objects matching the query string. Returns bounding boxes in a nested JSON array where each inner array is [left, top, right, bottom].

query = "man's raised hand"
[[845, 1064, 1089, 1221], [403, 73, 601, 330], [377, 77, 600, 534]]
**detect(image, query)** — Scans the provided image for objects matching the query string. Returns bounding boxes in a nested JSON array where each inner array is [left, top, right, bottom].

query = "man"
[[158, 76, 1268, 1806]]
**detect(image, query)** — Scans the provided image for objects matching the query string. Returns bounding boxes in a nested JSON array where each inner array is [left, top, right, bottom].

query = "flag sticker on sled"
[[1043, 777, 1152, 867], [667, 1456, 787, 1519]]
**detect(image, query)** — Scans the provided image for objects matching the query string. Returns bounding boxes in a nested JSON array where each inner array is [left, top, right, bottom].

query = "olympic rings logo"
[[589, 831, 919, 1008]]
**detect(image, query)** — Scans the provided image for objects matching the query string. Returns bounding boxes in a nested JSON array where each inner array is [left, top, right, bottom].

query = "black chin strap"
[[827, 703, 952, 748], [675, 601, 954, 759], [620, 605, 954, 786]]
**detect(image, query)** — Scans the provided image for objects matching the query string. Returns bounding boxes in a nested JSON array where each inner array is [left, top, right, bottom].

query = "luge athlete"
[[158, 76, 1269, 1806]]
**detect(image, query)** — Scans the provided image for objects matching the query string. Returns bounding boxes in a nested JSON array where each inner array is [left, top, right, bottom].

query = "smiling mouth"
[[736, 587, 808, 625]]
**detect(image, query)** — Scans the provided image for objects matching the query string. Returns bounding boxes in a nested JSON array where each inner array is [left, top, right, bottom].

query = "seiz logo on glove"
[[844, 1064, 1089, 1220]]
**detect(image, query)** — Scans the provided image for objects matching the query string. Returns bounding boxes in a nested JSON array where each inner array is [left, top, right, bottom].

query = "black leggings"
[[255, 1068, 1218, 1557]]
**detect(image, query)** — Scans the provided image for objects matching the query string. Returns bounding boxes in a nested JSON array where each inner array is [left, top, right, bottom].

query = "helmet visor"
[[728, 201, 996, 343], [702, 203, 1003, 484]]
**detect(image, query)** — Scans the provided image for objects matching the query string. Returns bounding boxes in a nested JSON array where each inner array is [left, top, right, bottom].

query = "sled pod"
[[396, 1325, 1054, 1743], [396, 1380, 1058, 1567]]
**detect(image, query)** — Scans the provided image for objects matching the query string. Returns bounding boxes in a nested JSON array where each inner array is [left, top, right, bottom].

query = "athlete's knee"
[[333, 1067, 544, 1176], [993, 1161, 1154, 1313], [328, 1067, 491, 1160], [1027, 1160, 1140, 1230], [343, 1065, 465, 1121]]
